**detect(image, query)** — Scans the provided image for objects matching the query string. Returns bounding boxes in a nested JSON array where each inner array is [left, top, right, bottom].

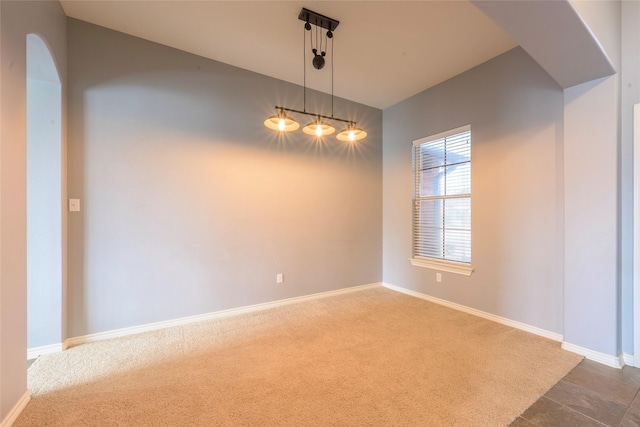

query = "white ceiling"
[[59, 1, 518, 109]]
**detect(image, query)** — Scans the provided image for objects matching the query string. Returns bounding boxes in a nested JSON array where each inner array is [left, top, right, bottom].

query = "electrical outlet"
[[276, 273, 284, 284], [436, 273, 442, 282], [69, 199, 80, 212]]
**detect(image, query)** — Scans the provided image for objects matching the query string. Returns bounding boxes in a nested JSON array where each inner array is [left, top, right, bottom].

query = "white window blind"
[[412, 125, 471, 265]]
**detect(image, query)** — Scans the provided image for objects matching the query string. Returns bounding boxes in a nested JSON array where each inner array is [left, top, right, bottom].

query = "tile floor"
[[511, 359, 640, 426]]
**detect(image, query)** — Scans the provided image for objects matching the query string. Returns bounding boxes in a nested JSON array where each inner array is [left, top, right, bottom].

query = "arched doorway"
[[26, 34, 62, 359]]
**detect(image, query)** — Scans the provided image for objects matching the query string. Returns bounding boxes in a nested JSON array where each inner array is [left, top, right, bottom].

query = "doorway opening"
[[26, 34, 63, 359], [635, 104, 640, 367]]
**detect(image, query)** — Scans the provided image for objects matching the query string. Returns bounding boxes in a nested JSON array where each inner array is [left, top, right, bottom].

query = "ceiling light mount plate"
[[298, 8, 339, 32]]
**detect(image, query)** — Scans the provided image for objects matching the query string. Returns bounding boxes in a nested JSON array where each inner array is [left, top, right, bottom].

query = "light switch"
[[69, 199, 80, 212]]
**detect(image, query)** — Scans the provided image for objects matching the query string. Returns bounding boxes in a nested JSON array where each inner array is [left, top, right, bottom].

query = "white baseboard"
[[0, 391, 30, 427], [65, 282, 382, 348], [27, 343, 63, 360], [377, 283, 629, 370], [561, 342, 624, 369], [61, 281, 633, 371], [382, 282, 563, 342]]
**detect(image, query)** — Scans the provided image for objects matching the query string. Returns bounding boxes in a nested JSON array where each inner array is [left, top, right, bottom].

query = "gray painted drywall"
[[66, 19, 382, 337], [27, 74, 62, 349], [383, 47, 564, 334], [563, 76, 619, 355], [563, 1, 622, 357], [471, 0, 615, 89], [0, 0, 66, 421]]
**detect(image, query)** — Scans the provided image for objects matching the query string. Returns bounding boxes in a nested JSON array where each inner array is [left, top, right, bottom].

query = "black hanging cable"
[[310, 21, 316, 71], [303, 23, 306, 113], [315, 22, 320, 69], [331, 34, 334, 118], [310, 21, 314, 52]]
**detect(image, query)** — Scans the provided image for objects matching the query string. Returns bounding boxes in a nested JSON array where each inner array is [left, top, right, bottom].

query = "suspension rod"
[[275, 105, 354, 125]]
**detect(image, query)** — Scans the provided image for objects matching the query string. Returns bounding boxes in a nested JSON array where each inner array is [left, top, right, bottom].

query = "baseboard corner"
[[623, 353, 635, 367], [561, 341, 624, 368], [27, 342, 63, 360], [0, 390, 30, 427]]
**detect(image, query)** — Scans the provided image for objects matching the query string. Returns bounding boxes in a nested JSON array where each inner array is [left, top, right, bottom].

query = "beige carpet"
[[16, 287, 581, 426]]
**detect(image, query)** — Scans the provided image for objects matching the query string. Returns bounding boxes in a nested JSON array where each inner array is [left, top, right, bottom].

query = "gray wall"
[[562, 0, 622, 358], [67, 19, 382, 337], [564, 76, 619, 354], [0, 0, 66, 420], [383, 47, 565, 334]]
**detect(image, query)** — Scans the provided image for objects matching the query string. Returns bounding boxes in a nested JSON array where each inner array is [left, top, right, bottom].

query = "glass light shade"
[[336, 126, 367, 142], [302, 119, 335, 137], [264, 111, 299, 132]]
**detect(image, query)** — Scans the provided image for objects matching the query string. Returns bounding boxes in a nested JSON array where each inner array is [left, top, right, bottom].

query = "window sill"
[[409, 257, 474, 276]]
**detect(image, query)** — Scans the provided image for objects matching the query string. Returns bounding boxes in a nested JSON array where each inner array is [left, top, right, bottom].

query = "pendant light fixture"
[[303, 118, 335, 137], [336, 122, 367, 142], [263, 8, 367, 142], [264, 107, 300, 132]]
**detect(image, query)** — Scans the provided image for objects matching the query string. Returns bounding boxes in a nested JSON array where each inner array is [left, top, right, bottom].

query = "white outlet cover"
[[69, 199, 80, 212]]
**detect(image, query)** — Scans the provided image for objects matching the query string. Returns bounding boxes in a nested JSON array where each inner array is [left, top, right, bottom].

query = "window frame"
[[409, 124, 473, 276]]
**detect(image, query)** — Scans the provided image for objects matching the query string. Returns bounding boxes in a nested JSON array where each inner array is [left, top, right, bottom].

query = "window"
[[410, 125, 472, 276]]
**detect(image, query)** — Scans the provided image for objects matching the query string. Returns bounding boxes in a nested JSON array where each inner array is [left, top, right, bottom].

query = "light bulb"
[[336, 125, 366, 142], [303, 120, 334, 137], [265, 110, 299, 132]]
